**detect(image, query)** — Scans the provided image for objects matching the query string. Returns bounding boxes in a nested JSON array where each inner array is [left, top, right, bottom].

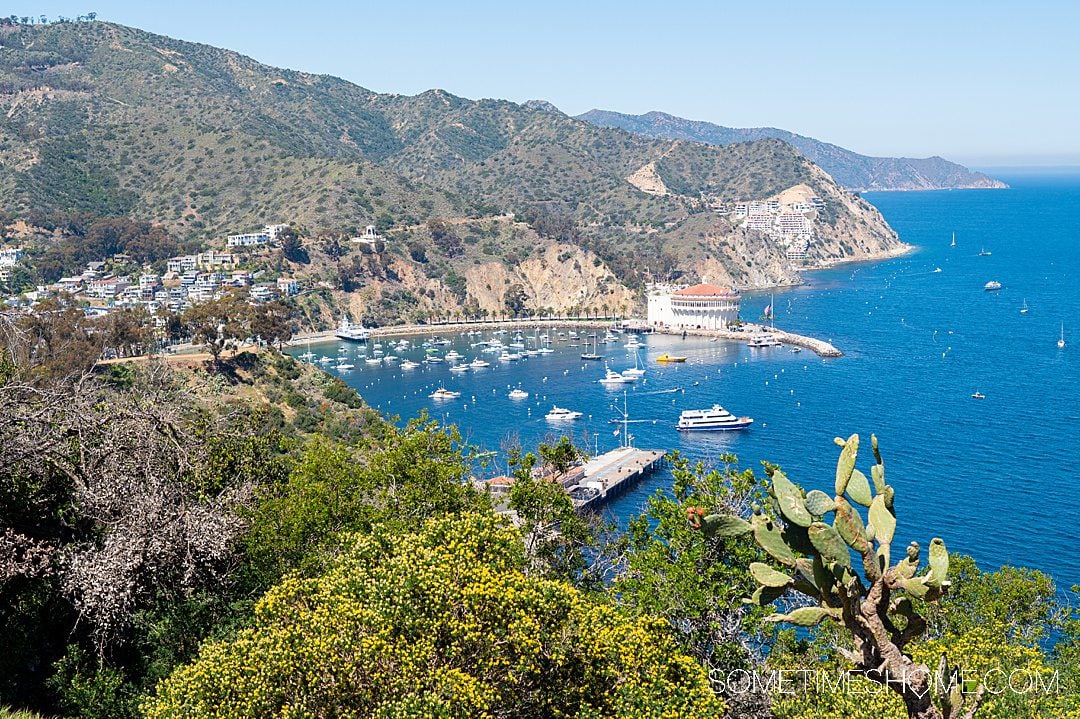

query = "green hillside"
[[0, 20, 904, 315]]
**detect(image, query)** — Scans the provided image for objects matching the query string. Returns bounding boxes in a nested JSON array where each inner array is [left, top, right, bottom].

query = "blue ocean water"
[[292, 172, 1079, 586]]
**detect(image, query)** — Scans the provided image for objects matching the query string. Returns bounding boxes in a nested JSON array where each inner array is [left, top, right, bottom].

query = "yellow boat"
[[655, 353, 687, 363]]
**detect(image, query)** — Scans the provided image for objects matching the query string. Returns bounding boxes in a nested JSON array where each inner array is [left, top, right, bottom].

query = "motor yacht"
[[545, 406, 583, 421], [676, 405, 753, 431]]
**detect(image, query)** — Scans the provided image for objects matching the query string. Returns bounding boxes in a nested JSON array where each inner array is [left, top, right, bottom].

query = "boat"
[[978, 247, 992, 256], [1058, 322, 1066, 349], [364, 357, 381, 365], [445, 350, 463, 360], [400, 360, 420, 370], [971, 391, 985, 400], [449, 364, 470, 373], [1020, 299, 1029, 314], [429, 388, 461, 400], [335, 315, 370, 342], [655, 353, 687, 363], [469, 358, 491, 368], [580, 335, 602, 361], [335, 361, 355, 370], [624, 337, 642, 350], [790, 347, 803, 354], [984, 281, 1002, 291], [950, 231, 956, 248], [747, 335, 782, 349], [508, 388, 529, 399], [318, 356, 333, 364], [621, 351, 646, 378], [598, 367, 632, 385], [545, 406, 583, 421], [424, 356, 444, 364], [676, 405, 754, 432]]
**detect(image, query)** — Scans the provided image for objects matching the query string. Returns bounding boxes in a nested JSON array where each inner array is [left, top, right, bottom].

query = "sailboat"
[[950, 232, 956, 248], [1058, 322, 1066, 349], [1020, 299, 1029, 314], [580, 334, 602, 360], [978, 247, 992, 256], [621, 350, 646, 378]]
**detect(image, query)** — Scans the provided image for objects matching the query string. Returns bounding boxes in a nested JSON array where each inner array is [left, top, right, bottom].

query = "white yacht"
[[676, 405, 754, 432], [335, 361, 355, 370], [445, 350, 463, 360], [400, 360, 420, 370], [545, 406, 583, 421], [624, 337, 642, 349], [365, 357, 382, 365], [984, 280, 1002, 291], [469, 358, 491, 368], [449, 364, 470, 373], [1059, 322, 1066, 349], [335, 316, 370, 342], [598, 367, 632, 385], [429, 388, 461, 400], [747, 334, 782, 349], [424, 355, 444, 364], [508, 388, 529, 399]]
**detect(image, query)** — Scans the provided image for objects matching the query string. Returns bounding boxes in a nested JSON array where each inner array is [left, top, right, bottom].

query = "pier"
[[568, 447, 666, 510], [654, 323, 843, 358]]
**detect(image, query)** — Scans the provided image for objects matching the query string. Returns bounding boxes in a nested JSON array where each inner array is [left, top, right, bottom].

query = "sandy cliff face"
[[463, 244, 635, 313]]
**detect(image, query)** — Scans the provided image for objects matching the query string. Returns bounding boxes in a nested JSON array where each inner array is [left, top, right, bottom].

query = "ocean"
[[291, 171, 1080, 587]]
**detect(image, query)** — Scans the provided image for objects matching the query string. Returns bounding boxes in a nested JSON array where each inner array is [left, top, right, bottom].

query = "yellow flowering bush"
[[143, 514, 724, 719]]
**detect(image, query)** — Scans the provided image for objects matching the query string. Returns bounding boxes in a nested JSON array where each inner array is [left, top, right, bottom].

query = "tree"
[[278, 227, 307, 264], [181, 295, 251, 366], [143, 514, 724, 719], [689, 434, 982, 719], [504, 283, 528, 315], [248, 301, 293, 348], [619, 453, 773, 717]]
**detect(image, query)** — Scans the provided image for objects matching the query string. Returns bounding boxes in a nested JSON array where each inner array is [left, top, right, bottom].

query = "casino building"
[[646, 283, 741, 330]]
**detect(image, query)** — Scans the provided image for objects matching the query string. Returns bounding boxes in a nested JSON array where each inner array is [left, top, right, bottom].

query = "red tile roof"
[[672, 283, 737, 297]]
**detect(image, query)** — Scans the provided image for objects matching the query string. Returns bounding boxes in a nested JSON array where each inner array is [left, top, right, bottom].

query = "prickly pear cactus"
[[686, 434, 980, 719]]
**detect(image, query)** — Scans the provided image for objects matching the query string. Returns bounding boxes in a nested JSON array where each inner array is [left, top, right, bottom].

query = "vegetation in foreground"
[[1, 309, 1077, 718]]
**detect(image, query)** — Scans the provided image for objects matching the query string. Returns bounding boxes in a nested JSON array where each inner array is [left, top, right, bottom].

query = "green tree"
[[143, 514, 724, 719]]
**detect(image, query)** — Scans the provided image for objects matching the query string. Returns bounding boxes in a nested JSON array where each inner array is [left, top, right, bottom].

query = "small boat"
[[445, 350, 463, 360], [581, 335, 602, 360], [598, 367, 632, 385], [365, 357, 382, 365], [429, 388, 460, 400], [335, 361, 355, 370], [424, 355, 444, 364], [655, 353, 687, 363], [469, 358, 491, 368], [984, 281, 1002, 291], [950, 231, 956, 248], [1058, 322, 1066, 349], [676, 405, 753, 432], [400, 360, 420, 370], [978, 248, 992, 256], [449, 364, 470, 373], [545, 406, 583, 421], [318, 356, 333, 364], [971, 391, 985, 400], [508, 388, 529, 400], [933, 267, 942, 273], [790, 347, 803, 354], [1020, 299, 1029, 314]]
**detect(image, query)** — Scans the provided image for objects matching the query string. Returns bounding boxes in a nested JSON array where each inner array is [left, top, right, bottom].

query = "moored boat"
[[676, 405, 753, 431], [984, 280, 1002, 291], [508, 388, 529, 399], [655, 353, 687, 363], [545, 406, 583, 421], [429, 388, 460, 400]]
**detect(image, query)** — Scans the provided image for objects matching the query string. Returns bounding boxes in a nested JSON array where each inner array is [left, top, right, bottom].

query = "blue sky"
[[19, 1, 1080, 165]]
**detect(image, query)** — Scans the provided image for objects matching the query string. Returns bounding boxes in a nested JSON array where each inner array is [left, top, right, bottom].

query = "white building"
[[647, 284, 741, 330], [350, 225, 384, 248], [276, 277, 299, 296], [227, 232, 270, 247], [0, 248, 25, 267]]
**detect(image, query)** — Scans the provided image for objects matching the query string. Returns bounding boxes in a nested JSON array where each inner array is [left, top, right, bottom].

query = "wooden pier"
[[569, 447, 666, 510]]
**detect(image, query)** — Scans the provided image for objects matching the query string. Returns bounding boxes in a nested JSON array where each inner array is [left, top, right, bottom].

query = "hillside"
[[0, 21, 907, 320], [577, 109, 1007, 192]]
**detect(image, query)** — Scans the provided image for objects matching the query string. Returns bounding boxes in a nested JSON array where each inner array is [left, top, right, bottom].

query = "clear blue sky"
[[20, 1, 1080, 165]]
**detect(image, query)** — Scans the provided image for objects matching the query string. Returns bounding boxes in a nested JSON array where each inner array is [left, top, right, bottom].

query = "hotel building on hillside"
[[646, 283, 741, 330]]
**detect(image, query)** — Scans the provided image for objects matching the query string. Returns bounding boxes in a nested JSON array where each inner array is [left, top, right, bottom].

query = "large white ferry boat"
[[335, 316, 370, 342], [676, 404, 754, 432]]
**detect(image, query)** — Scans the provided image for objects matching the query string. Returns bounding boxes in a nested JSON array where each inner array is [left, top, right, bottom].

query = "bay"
[[292, 171, 1079, 587]]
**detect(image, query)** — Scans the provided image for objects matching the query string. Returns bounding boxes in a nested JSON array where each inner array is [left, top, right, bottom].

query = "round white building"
[[647, 283, 741, 330]]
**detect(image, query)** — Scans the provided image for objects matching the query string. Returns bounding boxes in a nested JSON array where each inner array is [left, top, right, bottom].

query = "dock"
[[655, 324, 842, 358], [568, 447, 666, 510]]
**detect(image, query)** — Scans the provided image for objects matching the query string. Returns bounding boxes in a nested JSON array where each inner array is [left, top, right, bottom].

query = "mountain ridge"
[[577, 109, 1007, 192], [0, 21, 906, 322]]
